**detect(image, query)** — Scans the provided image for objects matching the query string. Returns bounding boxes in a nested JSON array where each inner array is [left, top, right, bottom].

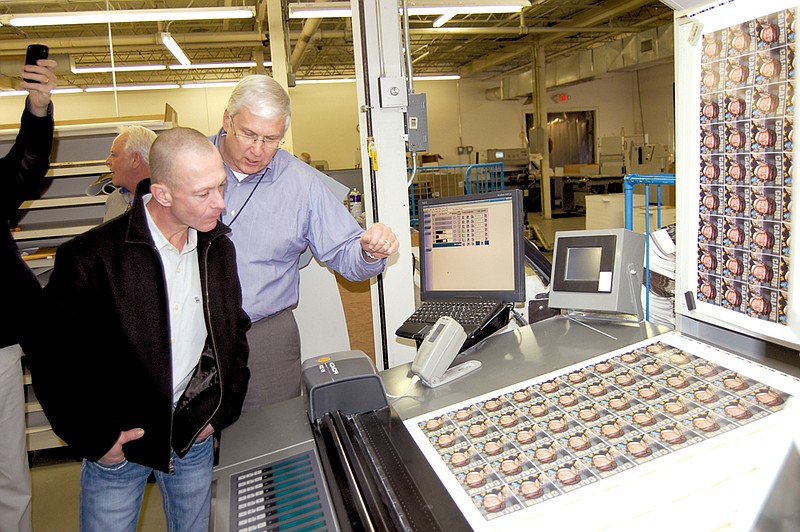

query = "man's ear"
[[222, 110, 231, 134], [150, 183, 172, 207]]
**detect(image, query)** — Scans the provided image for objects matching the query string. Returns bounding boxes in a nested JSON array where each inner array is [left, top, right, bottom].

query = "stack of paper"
[[642, 224, 676, 328]]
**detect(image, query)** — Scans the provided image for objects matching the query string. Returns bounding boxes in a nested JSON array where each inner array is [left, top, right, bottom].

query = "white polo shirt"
[[143, 195, 207, 404]]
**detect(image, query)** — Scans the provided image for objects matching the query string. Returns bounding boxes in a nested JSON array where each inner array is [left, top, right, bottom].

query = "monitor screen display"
[[418, 189, 525, 302], [549, 229, 645, 315]]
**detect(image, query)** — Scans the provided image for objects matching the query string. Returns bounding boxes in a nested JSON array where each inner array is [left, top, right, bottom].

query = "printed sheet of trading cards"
[[404, 332, 800, 530], [697, 7, 794, 325]]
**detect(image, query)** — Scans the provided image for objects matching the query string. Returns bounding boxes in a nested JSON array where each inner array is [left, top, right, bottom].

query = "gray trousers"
[[241, 309, 302, 414], [0, 344, 32, 532]]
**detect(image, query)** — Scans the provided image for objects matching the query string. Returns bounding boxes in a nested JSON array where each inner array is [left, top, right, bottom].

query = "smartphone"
[[23, 44, 49, 83]]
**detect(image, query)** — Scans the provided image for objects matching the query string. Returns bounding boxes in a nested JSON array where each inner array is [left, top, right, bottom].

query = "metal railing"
[[408, 162, 505, 228], [623, 173, 677, 323]]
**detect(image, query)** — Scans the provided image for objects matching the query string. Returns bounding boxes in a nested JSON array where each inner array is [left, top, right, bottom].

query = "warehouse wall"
[[0, 63, 674, 170]]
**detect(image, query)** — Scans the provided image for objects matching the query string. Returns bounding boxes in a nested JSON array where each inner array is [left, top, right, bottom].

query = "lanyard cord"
[[225, 167, 267, 227]]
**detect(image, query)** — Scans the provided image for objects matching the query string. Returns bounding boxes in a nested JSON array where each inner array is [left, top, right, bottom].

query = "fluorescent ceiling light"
[[160, 33, 191, 66], [170, 61, 273, 70], [2, 7, 255, 27], [295, 78, 357, 84], [413, 74, 460, 80], [72, 64, 167, 74], [85, 84, 180, 93], [433, 12, 456, 27], [182, 81, 240, 89], [0, 87, 84, 96], [288, 0, 529, 18]]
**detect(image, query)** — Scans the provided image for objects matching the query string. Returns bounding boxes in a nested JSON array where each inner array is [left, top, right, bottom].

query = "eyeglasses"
[[229, 120, 284, 149]]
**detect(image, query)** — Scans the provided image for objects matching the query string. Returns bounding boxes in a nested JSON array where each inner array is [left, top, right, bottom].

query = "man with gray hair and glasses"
[[212, 74, 399, 413]]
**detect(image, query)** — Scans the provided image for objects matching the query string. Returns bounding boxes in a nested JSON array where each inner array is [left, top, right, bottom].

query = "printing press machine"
[[211, 316, 800, 531]]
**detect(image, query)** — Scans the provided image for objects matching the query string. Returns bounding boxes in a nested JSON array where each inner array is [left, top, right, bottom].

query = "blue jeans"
[[80, 435, 213, 532]]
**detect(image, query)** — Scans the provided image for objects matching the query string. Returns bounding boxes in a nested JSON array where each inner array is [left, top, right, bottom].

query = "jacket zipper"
[[176, 232, 224, 456]]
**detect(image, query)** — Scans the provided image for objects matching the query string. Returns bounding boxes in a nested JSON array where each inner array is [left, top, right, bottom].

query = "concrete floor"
[[29, 210, 585, 531]]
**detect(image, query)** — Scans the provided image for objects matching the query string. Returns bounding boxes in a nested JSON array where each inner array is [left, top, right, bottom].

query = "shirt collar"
[[142, 194, 198, 254]]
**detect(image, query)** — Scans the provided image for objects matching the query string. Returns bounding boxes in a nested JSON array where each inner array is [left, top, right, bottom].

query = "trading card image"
[[756, 13, 787, 50], [712, 370, 762, 394], [685, 358, 724, 381], [489, 451, 538, 481], [598, 390, 641, 414], [699, 214, 722, 244], [420, 413, 453, 434], [474, 434, 514, 459], [552, 389, 583, 410], [449, 405, 477, 424], [723, 216, 747, 247], [714, 397, 769, 425], [702, 31, 727, 62], [476, 395, 511, 415], [535, 377, 562, 396], [650, 393, 705, 420], [458, 464, 502, 495], [576, 376, 617, 399], [525, 440, 571, 467], [594, 417, 639, 443], [655, 369, 702, 391], [724, 185, 749, 217], [587, 359, 620, 379], [701, 154, 724, 183], [682, 409, 739, 437], [752, 83, 785, 119], [782, 151, 793, 188], [649, 421, 704, 450], [544, 459, 598, 493], [526, 397, 557, 419], [472, 486, 524, 519], [573, 402, 615, 426], [688, 382, 733, 406], [751, 153, 780, 185], [722, 246, 747, 279], [697, 272, 721, 304], [744, 385, 789, 411], [755, 47, 786, 84], [720, 278, 747, 312], [609, 368, 642, 389], [787, 52, 796, 88], [506, 420, 546, 449], [463, 420, 505, 444], [644, 343, 695, 367], [631, 356, 668, 378], [701, 94, 723, 125], [510, 473, 561, 506], [557, 428, 605, 456], [701, 61, 725, 94], [750, 219, 781, 254], [729, 21, 756, 56], [537, 411, 582, 436], [488, 410, 524, 432], [725, 55, 755, 89], [430, 428, 469, 454], [442, 444, 483, 472], [580, 446, 636, 478], [701, 124, 724, 155], [698, 243, 721, 275], [563, 368, 589, 386], [622, 406, 671, 429], [724, 89, 750, 121], [726, 154, 750, 183], [614, 434, 669, 464], [744, 284, 779, 321], [725, 121, 749, 153], [506, 386, 536, 406], [747, 252, 779, 287], [751, 119, 781, 153], [633, 381, 671, 402]]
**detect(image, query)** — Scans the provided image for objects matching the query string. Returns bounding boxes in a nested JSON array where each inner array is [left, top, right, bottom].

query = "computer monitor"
[[418, 189, 525, 302], [548, 228, 646, 317]]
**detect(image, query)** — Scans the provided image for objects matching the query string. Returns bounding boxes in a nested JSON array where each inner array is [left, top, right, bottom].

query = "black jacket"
[[0, 101, 53, 350], [29, 181, 250, 471]]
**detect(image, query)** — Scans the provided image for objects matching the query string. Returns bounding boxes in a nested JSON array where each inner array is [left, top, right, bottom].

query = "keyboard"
[[395, 299, 510, 349]]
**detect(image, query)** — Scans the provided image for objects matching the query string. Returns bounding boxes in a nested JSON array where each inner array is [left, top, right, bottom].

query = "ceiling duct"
[[487, 22, 674, 101]]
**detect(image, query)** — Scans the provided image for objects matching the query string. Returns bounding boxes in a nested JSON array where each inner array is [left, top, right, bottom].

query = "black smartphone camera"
[[24, 44, 49, 83]]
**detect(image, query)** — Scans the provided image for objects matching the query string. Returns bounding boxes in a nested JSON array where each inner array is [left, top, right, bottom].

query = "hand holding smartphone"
[[24, 44, 49, 83]]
